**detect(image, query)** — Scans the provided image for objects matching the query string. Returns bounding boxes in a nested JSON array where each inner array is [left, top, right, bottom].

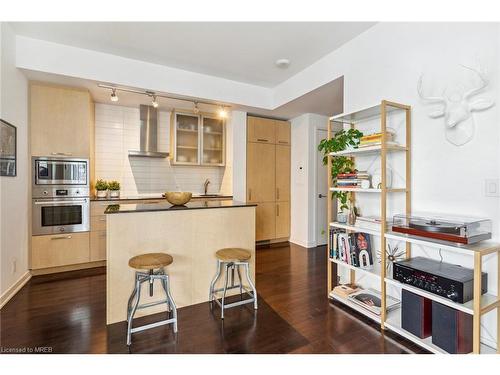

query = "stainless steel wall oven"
[[32, 156, 90, 235]]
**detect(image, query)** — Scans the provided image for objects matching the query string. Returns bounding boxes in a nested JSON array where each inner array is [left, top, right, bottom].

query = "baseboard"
[[289, 238, 317, 248], [30, 260, 106, 276], [0, 271, 32, 309]]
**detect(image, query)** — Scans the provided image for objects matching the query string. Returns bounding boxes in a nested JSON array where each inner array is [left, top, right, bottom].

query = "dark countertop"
[[91, 194, 233, 202], [104, 200, 256, 214]]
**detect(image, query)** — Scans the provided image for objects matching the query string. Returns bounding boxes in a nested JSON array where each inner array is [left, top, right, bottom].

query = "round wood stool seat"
[[215, 248, 251, 262], [128, 252, 173, 270]]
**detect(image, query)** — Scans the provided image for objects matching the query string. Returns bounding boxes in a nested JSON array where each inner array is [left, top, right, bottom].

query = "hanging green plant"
[[318, 128, 363, 211]]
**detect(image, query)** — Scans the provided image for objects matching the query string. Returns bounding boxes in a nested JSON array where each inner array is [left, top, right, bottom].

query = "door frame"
[[313, 122, 343, 247], [314, 128, 328, 247]]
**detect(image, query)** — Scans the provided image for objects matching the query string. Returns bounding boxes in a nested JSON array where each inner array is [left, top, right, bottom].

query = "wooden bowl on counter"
[[164, 191, 192, 206]]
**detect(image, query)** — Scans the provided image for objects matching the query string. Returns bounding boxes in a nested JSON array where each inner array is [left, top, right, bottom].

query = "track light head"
[[110, 88, 119, 102], [193, 102, 200, 114], [218, 106, 227, 119], [152, 95, 159, 108]]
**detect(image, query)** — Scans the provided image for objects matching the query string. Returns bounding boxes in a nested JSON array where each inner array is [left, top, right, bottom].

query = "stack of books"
[[336, 171, 370, 188], [358, 131, 397, 148]]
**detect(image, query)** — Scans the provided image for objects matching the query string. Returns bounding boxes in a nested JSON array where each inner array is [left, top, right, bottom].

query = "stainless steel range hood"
[[128, 105, 169, 158]]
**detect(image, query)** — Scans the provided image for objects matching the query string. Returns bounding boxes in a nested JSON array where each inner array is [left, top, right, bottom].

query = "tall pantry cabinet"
[[247, 116, 290, 241]]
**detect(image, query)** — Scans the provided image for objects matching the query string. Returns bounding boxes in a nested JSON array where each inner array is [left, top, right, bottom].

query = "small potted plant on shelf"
[[318, 128, 363, 221], [95, 179, 108, 198], [108, 180, 121, 199]]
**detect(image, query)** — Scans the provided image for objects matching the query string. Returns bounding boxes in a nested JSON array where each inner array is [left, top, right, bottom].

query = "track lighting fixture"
[[152, 95, 159, 108], [218, 106, 228, 119], [110, 88, 119, 102], [99, 84, 230, 115]]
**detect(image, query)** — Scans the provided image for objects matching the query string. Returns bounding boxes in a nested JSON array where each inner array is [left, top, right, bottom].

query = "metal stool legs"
[[209, 260, 258, 319], [126, 269, 178, 346]]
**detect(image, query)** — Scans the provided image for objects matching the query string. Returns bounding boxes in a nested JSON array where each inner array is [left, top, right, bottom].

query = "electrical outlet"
[[12, 259, 17, 274], [485, 179, 500, 197]]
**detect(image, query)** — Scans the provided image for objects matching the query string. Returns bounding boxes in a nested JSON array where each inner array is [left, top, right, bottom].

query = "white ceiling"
[[22, 69, 343, 119], [10, 22, 374, 87]]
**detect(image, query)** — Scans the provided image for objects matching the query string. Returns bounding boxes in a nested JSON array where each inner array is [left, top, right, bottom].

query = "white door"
[[316, 129, 329, 246]]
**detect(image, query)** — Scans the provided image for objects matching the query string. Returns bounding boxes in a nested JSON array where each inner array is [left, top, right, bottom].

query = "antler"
[[417, 75, 447, 118], [461, 64, 488, 99], [417, 75, 447, 104]]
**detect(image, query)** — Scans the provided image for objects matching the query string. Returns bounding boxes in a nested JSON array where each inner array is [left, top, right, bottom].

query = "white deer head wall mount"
[[417, 64, 495, 146]]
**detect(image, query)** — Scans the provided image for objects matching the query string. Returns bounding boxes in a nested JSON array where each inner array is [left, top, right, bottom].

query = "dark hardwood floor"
[[0, 243, 427, 354]]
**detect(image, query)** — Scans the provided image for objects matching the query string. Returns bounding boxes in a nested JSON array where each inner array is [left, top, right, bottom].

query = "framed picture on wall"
[[0, 119, 17, 177]]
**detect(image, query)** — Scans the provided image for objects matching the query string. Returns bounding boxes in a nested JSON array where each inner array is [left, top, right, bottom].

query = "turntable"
[[392, 214, 492, 245]]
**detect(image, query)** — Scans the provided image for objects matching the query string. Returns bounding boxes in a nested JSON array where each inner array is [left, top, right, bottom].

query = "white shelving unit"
[[329, 222, 381, 237], [329, 144, 407, 157], [325, 100, 500, 354], [384, 310, 497, 354], [330, 257, 382, 279], [329, 292, 384, 324]]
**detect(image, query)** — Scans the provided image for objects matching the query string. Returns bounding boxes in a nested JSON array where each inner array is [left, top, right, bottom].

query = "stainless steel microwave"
[[33, 156, 88, 186]]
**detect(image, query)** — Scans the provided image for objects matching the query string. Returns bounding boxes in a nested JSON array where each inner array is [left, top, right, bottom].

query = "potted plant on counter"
[[95, 179, 108, 198], [108, 180, 121, 198]]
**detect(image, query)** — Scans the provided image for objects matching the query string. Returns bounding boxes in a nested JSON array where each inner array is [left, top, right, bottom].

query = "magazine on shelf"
[[348, 289, 400, 315]]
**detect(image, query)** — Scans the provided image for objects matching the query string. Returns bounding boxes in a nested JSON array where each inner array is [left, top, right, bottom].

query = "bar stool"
[[209, 248, 258, 319], [126, 252, 178, 346]]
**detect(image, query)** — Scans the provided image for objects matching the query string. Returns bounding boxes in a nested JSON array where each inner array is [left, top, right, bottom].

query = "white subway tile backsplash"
[[95, 103, 225, 197]]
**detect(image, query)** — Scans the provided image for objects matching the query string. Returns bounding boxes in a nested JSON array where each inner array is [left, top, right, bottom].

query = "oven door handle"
[[34, 200, 88, 205]]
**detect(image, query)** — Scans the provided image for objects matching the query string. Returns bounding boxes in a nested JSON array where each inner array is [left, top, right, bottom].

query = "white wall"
[[287, 22, 500, 348], [0, 23, 29, 299], [229, 111, 247, 202], [95, 104, 225, 197], [290, 113, 329, 248]]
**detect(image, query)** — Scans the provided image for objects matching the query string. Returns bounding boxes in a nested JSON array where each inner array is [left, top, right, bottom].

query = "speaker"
[[432, 301, 473, 354], [401, 289, 432, 338]]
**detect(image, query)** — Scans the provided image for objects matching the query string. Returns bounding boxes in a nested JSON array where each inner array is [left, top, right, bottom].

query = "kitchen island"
[[105, 200, 256, 325]]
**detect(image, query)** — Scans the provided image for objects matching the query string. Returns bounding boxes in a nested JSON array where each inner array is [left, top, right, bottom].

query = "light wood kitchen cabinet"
[[90, 231, 106, 262], [275, 201, 290, 238], [170, 111, 225, 166], [247, 142, 276, 202], [247, 116, 276, 144], [247, 115, 290, 242], [31, 232, 90, 269], [30, 83, 94, 158], [256, 202, 276, 241], [275, 145, 290, 202], [275, 120, 291, 145], [91, 215, 107, 231]]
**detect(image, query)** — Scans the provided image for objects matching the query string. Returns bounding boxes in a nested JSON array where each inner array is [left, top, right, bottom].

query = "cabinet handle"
[[277, 188, 280, 200], [278, 141, 288, 144], [248, 189, 252, 201], [277, 204, 280, 217], [51, 152, 73, 156], [99, 218, 106, 221], [257, 138, 268, 142], [51, 235, 72, 240]]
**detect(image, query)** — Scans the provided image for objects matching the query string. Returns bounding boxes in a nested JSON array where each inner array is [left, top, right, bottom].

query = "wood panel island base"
[[105, 200, 256, 325]]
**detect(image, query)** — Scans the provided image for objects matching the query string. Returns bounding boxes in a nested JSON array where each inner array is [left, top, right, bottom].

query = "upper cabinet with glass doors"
[[170, 111, 225, 166]]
